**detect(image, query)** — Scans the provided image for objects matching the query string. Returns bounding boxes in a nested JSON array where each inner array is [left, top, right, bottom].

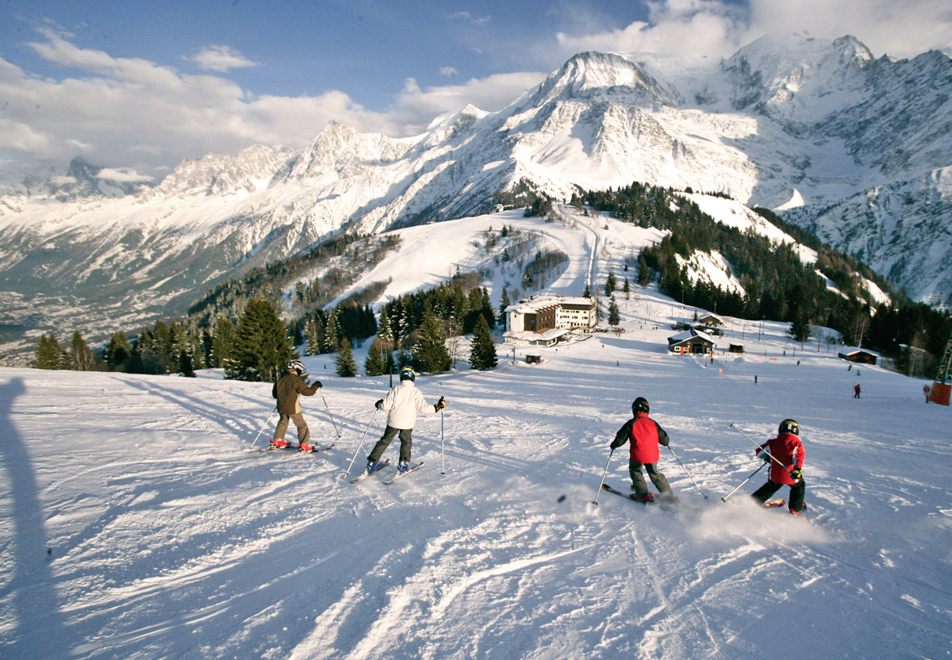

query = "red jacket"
[[611, 413, 669, 464], [757, 433, 804, 485]]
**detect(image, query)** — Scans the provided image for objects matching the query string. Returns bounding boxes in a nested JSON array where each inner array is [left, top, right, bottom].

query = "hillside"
[[1, 33, 951, 362], [2, 284, 949, 658]]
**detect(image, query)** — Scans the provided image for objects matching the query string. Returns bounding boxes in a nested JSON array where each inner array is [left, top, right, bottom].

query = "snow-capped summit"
[[0, 32, 950, 360]]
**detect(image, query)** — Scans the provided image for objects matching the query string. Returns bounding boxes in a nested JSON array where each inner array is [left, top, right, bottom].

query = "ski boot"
[[790, 503, 808, 516], [269, 439, 289, 450], [364, 461, 378, 475], [398, 460, 409, 474], [298, 443, 314, 453], [632, 493, 655, 503]]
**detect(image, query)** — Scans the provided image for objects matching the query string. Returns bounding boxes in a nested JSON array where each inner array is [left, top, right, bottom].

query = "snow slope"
[[2, 287, 950, 659]]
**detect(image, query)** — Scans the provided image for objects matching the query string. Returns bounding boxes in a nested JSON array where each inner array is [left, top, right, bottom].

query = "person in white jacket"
[[365, 368, 445, 474]]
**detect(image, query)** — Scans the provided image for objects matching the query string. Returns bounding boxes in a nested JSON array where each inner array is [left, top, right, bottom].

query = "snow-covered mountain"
[[0, 32, 949, 360]]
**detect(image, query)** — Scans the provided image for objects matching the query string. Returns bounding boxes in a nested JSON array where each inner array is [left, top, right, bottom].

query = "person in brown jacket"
[[270, 360, 322, 451]]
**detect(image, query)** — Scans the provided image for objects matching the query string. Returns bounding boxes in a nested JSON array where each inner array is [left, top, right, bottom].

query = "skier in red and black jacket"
[[609, 397, 676, 503], [751, 419, 807, 515]]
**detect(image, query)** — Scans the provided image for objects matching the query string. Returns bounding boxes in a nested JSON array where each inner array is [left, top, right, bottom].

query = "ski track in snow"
[[2, 212, 952, 658]]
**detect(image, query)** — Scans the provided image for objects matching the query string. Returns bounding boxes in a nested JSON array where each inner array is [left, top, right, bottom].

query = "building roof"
[[667, 327, 715, 346]]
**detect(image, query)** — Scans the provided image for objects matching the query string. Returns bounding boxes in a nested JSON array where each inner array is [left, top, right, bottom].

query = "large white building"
[[504, 296, 597, 346]]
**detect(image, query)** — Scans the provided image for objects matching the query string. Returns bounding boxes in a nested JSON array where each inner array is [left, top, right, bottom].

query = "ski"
[[350, 459, 391, 483], [383, 462, 424, 485], [247, 443, 334, 455], [601, 483, 655, 505], [601, 483, 682, 509], [282, 443, 335, 459]]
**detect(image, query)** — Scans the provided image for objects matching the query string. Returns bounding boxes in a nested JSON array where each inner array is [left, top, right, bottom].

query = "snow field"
[[1, 299, 951, 658]]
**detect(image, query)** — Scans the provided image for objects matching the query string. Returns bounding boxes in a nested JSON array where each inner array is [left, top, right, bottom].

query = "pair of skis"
[[349, 460, 424, 484], [246, 443, 335, 456]]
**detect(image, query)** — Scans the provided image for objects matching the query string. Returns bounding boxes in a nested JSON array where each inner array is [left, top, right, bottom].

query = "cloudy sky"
[[1, 0, 950, 183]]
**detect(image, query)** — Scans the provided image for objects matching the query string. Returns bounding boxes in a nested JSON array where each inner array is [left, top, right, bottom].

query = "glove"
[[310, 380, 322, 389], [756, 449, 769, 463], [375, 399, 384, 410], [434, 396, 446, 412], [790, 467, 802, 481]]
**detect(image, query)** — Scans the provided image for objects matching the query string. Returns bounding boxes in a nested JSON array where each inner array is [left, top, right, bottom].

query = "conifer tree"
[[609, 296, 621, 327], [364, 336, 390, 376], [605, 271, 617, 296], [211, 317, 237, 368], [469, 314, 498, 371], [323, 308, 340, 353], [103, 332, 133, 370], [33, 334, 65, 370], [498, 287, 511, 327], [377, 309, 394, 348], [305, 316, 320, 356], [623, 277, 631, 300], [226, 298, 295, 382], [335, 336, 357, 377], [412, 309, 452, 373]]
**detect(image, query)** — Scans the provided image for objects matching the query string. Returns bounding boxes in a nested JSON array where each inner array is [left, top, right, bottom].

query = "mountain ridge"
[[0, 32, 950, 362]]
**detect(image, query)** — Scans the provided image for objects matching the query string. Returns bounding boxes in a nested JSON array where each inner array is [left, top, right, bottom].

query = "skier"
[[363, 368, 445, 475], [751, 419, 806, 515], [271, 360, 322, 452], [609, 397, 676, 503], [854, 383, 861, 399]]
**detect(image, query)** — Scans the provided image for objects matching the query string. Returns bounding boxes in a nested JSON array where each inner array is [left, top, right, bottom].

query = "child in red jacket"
[[751, 419, 806, 515], [609, 397, 676, 503]]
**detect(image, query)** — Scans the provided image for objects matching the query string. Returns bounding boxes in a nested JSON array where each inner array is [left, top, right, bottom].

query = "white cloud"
[[96, 168, 154, 183], [185, 45, 258, 73], [440, 66, 460, 77], [552, 0, 952, 60], [447, 11, 491, 26]]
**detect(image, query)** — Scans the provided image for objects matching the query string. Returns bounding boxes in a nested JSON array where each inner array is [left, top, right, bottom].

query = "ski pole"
[[249, 408, 277, 451], [592, 449, 614, 506], [319, 388, 342, 440], [667, 445, 708, 499], [728, 422, 794, 477], [344, 408, 378, 477], [440, 407, 446, 475], [721, 461, 767, 502]]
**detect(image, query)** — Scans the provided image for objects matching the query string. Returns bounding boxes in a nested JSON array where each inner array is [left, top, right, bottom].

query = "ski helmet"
[[632, 397, 650, 415], [779, 419, 800, 436], [399, 367, 416, 382], [287, 360, 305, 374]]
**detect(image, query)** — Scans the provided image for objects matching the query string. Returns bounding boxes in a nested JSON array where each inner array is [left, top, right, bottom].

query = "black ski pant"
[[368, 426, 413, 463], [629, 460, 673, 499], [752, 478, 806, 512]]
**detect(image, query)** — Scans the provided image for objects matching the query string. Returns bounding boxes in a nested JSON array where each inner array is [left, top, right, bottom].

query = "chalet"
[[838, 348, 879, 366], [505, 296, 597, 346], [697, 313, 725, 327], [668, 328, 716, 355]]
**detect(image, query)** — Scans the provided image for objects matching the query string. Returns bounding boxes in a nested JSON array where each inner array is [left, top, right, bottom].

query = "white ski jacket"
[[378, 380, 435, 430]]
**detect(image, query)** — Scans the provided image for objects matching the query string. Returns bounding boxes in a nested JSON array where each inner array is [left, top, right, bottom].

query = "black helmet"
[[779, 419, 800, 435], [399, 367, 416, 382], [632, 397, 650, 415], [287, 360, 305, 374]]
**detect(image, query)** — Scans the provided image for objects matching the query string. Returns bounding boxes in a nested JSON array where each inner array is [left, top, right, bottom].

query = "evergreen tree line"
[[584, 181, 951, 366]]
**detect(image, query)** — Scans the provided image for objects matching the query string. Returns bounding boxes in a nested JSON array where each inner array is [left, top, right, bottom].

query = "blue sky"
[[1, 0, 950, 182]]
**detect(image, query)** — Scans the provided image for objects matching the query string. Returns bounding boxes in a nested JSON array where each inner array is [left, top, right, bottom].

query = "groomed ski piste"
[[2, 206, 950, 659]]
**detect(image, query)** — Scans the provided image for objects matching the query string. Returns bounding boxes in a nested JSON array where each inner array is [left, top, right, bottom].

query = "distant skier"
[[363, 368, 445, 475], [609, 397, 676, 503], [271, 360, 322, 452], [751, 419, 806, 515], [854, 383, 861, 399]]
